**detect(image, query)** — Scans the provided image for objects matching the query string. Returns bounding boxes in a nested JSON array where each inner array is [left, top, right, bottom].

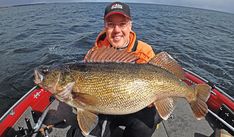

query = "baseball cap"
[[104, 2, 131, 20]]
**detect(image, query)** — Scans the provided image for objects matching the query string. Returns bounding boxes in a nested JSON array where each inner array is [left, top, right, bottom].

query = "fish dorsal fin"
[[154, 97, 176, 120], [149, 52, 185, 80], [77, 109, 98, 136], [85, 46, 139, 63]]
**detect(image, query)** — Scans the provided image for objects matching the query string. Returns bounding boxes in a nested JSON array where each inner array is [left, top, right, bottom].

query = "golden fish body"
[[34, 47, 210, 136], [63, 63, 192, 115]]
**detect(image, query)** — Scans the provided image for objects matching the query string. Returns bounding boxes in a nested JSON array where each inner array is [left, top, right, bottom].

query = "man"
[[68, 2, 161, 137], [84, 1, 155, 64]]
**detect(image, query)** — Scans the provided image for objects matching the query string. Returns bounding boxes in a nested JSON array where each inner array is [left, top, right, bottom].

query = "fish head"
[[34, 65, 61, 94]]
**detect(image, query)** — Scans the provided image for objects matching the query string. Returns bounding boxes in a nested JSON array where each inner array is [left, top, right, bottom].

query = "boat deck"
[[37, 98, 216, 137]]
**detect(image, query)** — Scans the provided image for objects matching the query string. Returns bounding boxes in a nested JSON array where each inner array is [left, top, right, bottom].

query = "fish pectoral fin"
[[149, 52, 185, 80], [72, 92, 98, 106], [154, 97, 176, 120], [77, 109, 98, 136]]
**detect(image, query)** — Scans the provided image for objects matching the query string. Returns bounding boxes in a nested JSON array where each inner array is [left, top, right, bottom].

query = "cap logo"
[[111, 4, 123, 10]]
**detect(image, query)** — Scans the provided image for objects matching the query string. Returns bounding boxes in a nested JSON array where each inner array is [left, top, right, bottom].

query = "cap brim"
[[104, 11, 131, 20]]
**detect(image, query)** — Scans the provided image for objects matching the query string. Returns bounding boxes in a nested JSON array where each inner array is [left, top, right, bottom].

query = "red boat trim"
[[184, 68, 234, 132], [184, 68, 234, 112], [184, 68, 233, 101], [0, 86, 37, 122], [0, 86, 52, 136]]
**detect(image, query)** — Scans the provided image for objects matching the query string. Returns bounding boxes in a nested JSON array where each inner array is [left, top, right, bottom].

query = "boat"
[[0, 68, 233, 137]]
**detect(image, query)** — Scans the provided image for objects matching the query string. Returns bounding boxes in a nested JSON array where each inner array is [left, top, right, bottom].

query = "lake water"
[[0, 2, 233, 116]]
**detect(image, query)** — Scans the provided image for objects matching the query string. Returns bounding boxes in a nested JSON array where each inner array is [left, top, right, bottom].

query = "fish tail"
[[190, 84, 211, 120]]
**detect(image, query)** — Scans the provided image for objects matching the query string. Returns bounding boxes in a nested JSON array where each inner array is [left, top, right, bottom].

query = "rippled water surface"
[[0, 3, 233, 116]]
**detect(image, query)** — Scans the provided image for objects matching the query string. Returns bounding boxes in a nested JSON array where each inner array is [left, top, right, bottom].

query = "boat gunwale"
[[0, 86, 37, 122], [183, 68, 234, 102]]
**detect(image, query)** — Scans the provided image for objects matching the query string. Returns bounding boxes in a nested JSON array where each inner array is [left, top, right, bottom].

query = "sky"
[[0, 0, 234, 14]]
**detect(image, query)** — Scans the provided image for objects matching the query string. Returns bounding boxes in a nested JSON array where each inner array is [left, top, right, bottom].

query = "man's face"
[[105, 14, 132, 48]]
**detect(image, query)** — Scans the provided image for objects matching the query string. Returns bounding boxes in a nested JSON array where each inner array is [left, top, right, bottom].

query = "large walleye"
[[34, 47, 210, 136]]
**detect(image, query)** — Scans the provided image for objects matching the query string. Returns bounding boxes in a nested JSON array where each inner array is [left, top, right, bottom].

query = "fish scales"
[[34, 52, 211, 136], [65, 63, 192, 114], [34, 47, 211, 136]]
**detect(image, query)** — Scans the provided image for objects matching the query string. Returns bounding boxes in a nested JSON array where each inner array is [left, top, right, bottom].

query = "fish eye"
[[42, 68, 49, 74], [38, 66, 50, 74]]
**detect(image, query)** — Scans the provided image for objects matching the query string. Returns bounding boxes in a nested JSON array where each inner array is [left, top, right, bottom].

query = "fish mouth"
[[34, 69, 44, 84]]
